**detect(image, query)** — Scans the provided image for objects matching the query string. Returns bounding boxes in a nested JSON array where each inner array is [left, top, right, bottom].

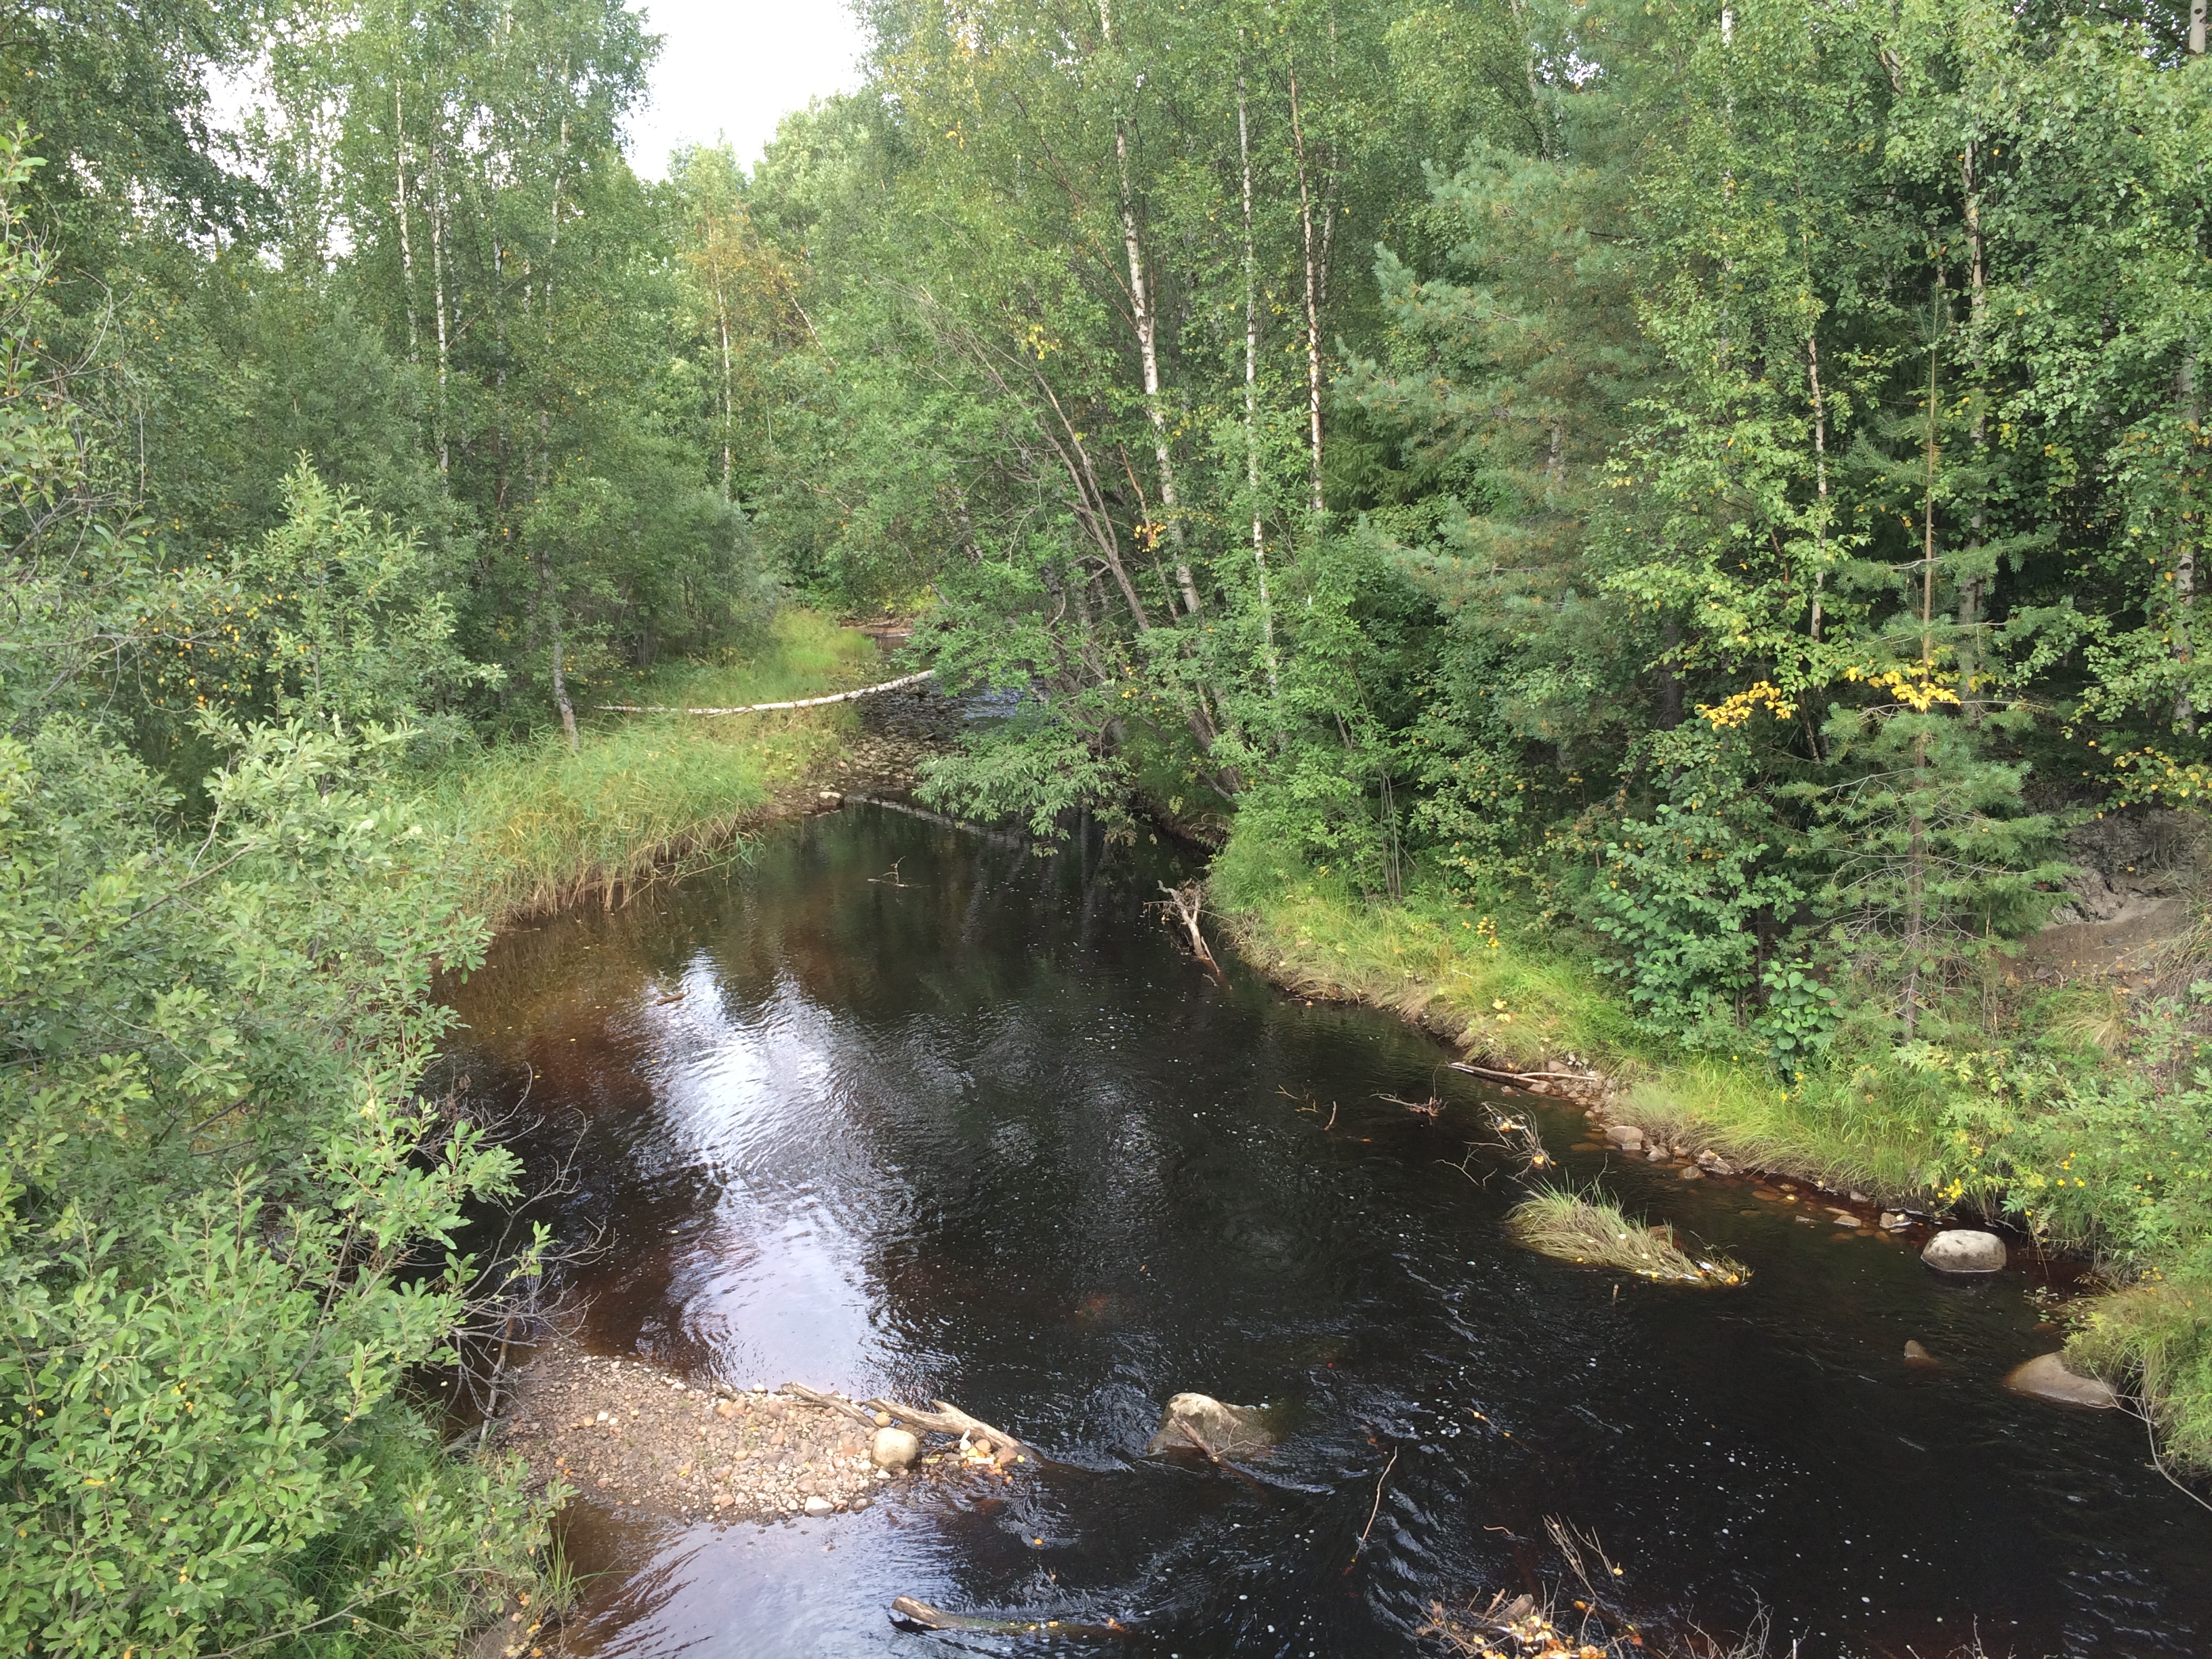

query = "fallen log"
[[1447, 1061, 1602, 1088], [596, 668, 936, 717], [889, 1597, 1129, 1638], [860, 1395, 1038, 1464]]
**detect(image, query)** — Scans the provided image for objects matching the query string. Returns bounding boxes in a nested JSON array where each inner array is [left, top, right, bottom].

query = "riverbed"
[[450, 805, 2212, 1658]]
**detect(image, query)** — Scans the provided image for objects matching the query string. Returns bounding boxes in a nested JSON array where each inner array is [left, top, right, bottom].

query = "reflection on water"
[[451, 807, 2212, 1658]]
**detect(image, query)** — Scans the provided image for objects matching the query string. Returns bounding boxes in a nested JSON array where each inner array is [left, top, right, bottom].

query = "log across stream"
[[452, 805, 2212, 1658]]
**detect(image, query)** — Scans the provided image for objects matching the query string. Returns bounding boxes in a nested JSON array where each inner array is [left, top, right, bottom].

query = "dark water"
[[451, 806, 2212, 1659]]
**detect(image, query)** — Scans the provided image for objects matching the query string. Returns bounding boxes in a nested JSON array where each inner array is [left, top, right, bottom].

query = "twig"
[[596, 668, 936, 716], [1355, 1446, 1400, 1555]]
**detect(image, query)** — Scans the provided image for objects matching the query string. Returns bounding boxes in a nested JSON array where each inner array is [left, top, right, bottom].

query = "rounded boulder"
[[2005, 1351, 2118, 1410], [1921, 1229, 2006, 1274], [871, 1426, 921, 1469]]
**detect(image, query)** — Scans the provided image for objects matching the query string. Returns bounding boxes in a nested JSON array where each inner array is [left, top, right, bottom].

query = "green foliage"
[[220, 464, 498, 741], [1582, 729, 1807, 1049]]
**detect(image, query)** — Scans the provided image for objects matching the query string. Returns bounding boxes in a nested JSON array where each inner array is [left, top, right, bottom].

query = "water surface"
[[452, 806, 2212, 1658]]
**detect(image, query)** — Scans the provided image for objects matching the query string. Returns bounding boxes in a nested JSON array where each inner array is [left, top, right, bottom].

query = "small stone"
[[1904, 1340, 1937, 1366], [2005, 1351, 2119, 1410], [1645, 1145, 1665, 1161], [849, 1494, 870, 1512], [871, 1427, 921, 1469], [715, 1399, 741, 1419], [1848, 1191, 1869, 1204], [1921, 1229, 2007, 1274], [1831, 1211, 1861, 1227], [1679, 1164, 1704, 1180], [1605, 1124, 1645, 1151], [873, 1411, 893, 1428], [1879, 1212, 1910, 1231], [804, 1495, 836, 1515]]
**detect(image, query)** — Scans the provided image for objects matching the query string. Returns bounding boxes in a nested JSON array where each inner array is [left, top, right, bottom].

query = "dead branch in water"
[[1153, 880, 1222, 975], [1380, 1092, 1445, 1121]]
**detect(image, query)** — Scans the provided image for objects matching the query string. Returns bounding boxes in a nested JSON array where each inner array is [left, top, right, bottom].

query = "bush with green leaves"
[[1582, 730, 1808, 1050], [0, 716, 557, 1657]]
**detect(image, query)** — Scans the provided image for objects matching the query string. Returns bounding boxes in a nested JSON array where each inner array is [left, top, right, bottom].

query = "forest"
[[1, 0, 2208, 1651]]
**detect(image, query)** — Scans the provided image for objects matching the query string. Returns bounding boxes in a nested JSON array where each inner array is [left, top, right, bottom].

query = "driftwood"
[[1155, 880, 1221, 975], [1172, 1420, 1268, 1494], [782, 1382, 882, 1431], [1447, 1061, 1599, 1088], [862, 1394, 1038, 1463], [784, 1381, 1041, 1463], [596, 668, 937, 716], [889, 1597, 1128, 1638]]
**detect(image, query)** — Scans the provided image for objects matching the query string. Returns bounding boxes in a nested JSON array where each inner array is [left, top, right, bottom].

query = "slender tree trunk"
[[1288, 60, 1326, 518], [717, 293, 735, 501], [1807, 329, 1830, 642], [1239, 60, 1279, 695], [394, 82, 420, 367], [1903, 287, 1944, 1040], [429, 138, 453, 475], [1959, 140, 1989, 721], [1098, 0, 1200, 615], [2174, 14, 2205, 728]]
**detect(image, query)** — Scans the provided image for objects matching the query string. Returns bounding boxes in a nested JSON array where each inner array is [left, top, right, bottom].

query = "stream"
[[451, 805, 2212, 1658]]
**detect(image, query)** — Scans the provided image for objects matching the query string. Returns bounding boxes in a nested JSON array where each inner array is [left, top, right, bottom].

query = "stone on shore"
[[1921, 1229, 2007, 1273], [871, 1427, 921, 1469], [1605, 1124, 1645, 1151], [2005, 1351, 2119, 1410]]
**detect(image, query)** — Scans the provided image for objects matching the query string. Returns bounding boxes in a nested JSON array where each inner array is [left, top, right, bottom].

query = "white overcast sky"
[[623, 1, 870, 181]]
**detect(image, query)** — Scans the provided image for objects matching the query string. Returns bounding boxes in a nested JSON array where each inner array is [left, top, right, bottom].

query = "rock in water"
[[1921, 1229, 2007, 1273], [1904, 1339, 1937, 1366], [804, 1495, 836, 1515], [870, 1427, 921, 1469], [1145, 1392, 1274, 1458], [1604, 1124, 1645, 1151], [2006, 1351, 2119, 1410]]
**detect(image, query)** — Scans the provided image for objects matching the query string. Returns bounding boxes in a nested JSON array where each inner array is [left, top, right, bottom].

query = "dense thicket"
[[0, 0, 780, 1648], [736, 0, 2209, 1054]]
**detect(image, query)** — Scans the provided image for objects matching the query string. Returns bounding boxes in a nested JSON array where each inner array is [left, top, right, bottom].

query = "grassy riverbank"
[[421, 610, 877, 923], [1210, 825, 2212, 1473]]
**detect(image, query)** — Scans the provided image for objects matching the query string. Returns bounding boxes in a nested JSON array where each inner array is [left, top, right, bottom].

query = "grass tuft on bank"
[[1507, 1187, 1748, 1285], [422, 610, 876, 922]]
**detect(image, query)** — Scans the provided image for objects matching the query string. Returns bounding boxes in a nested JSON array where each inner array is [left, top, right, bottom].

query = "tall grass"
[[418, 610, 877, 923]]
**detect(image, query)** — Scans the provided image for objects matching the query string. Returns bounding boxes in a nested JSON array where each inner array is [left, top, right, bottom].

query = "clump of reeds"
[[1507, 1187, 1747, 1286]]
